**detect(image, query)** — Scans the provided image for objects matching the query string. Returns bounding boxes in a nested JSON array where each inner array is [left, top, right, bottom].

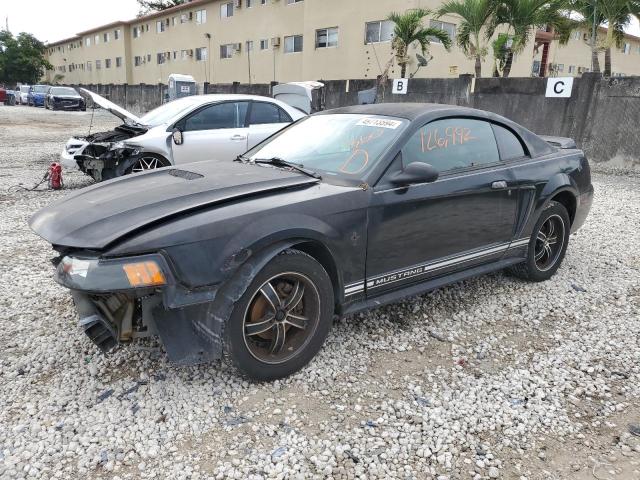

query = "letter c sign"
[[545, 77, 574, 98]]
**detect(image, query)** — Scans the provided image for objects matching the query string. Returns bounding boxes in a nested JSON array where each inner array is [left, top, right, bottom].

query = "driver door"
[[171, 101, 250, 165], [365, 118, 518, 295]]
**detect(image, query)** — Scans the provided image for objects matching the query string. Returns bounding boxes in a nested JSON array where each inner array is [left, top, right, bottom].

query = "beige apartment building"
[[43, 0, 640, 86]]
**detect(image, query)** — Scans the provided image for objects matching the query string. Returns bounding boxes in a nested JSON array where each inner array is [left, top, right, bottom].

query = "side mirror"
[[172, 128, 183, 145], [389, 162, 439, 186]]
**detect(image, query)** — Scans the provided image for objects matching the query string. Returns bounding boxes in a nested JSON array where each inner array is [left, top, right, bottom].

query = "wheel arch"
[[539, 173, 579, 226], [549, 190, 577, 225]]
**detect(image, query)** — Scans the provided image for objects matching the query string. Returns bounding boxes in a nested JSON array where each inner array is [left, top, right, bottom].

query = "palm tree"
[[387, 8, 452, 78], [437, 0, 496, 77], [597, 0, 640, 76], [570, 0, 606, 73], [490, 0, 573, 77]]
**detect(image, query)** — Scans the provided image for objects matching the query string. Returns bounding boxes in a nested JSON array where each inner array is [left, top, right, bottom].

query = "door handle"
[[491, 180, 508, 189], [230, 135, 247, 141]]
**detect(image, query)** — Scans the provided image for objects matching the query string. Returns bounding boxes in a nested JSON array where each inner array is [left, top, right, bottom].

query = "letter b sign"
[[393, 78, 409, 95]]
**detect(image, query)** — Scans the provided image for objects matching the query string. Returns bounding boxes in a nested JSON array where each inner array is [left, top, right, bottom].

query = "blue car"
[[28, 85, 50, 107]]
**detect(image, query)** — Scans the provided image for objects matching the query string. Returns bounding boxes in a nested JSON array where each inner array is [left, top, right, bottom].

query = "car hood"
[[29, 160, 319, 250], [80, 88, 141, 124]]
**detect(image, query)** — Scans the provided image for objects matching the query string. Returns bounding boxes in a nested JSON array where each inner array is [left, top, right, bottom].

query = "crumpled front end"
[[55, 252, 225, 366], [61, 126, 147, 181]]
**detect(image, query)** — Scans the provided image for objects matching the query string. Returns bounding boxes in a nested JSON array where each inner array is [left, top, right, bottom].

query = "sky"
[[1, 0, 141, 44], [1, 0, 639, 44]]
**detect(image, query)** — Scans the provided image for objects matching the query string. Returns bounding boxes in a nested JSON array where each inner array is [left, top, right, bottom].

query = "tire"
[[508, 201, 571, 282], [125, 153, 171, 174], [224, 250, 334, 381]]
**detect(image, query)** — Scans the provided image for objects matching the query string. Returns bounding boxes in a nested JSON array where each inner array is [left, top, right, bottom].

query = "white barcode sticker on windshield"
[[356, 118, 402, 129]]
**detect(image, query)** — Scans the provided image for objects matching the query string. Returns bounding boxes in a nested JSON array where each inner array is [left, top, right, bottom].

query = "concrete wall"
[[77, 73, 639, 165]]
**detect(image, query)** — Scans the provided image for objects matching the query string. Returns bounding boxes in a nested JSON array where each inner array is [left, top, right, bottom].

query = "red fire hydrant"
[[48, 162, 63, 190]]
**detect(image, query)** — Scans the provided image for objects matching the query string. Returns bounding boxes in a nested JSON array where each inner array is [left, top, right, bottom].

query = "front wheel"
[[127, 153, 170, 174], [224, 250, 334, 381], [508, 201, 571, 282]]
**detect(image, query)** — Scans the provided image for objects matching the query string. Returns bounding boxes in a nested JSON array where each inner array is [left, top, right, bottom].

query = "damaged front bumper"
[[57, 253, 227, 366]]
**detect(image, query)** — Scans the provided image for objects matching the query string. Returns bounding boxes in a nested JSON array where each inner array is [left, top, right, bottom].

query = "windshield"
[[50, 87, 77, 96], [139, 97, 202, 126], [33, 85, 49, 93], [246, 114, 408, 178]]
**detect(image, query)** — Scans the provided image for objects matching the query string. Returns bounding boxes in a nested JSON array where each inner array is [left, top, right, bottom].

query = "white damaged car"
[[62, 88, 308, 181]]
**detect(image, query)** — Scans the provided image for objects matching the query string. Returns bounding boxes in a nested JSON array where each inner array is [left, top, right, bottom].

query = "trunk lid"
[[29, 161, 318, 250]]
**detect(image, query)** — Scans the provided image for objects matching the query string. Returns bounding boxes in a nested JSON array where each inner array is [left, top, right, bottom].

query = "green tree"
[[0, 31, 52, 85], [137, 0, 186, 15], [387, 8, 452, 78], [490, 0, 573, 77], [570, 0, 606, 73], [597, 0, 640, 76], [437, 0, 496, 77]]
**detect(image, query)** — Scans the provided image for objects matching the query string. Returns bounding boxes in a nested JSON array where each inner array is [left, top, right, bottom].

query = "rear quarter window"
[[492, 124, 527, 160]]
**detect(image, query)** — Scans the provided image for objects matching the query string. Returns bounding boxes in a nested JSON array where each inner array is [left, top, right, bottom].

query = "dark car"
[[28, 84, 50, 107], [29, 104, 593, 380], [45, 86, 86, 111]]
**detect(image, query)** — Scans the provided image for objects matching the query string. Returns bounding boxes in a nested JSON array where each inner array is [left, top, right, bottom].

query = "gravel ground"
[[0, 105, 639, 480]]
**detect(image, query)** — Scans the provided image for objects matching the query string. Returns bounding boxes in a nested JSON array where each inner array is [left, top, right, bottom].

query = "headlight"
[[112, 141, 126, 149], [56, 254, 171, 292]]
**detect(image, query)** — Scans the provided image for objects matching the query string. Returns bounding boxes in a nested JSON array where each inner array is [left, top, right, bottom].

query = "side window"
[[184, 102, 248, 131], [492, 124, 526, 160], [249, 102, 291, 125], [402, 118, 500, 173]]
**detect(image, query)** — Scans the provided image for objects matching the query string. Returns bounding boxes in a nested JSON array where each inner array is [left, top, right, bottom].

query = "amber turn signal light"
[[122, 261, 166, 287]]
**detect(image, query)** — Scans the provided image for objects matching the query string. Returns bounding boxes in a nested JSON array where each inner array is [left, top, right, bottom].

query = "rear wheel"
[[224, 250, 334, 381], [508, 201, 570, 282]]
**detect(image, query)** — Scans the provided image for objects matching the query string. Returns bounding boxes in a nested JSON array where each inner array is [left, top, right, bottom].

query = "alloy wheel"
[[242, 272, 321, 365], [534, 214, 565, 271], [131, 156, 162, 173]]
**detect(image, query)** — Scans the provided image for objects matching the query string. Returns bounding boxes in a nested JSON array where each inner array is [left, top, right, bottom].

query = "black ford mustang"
[[30, 104, 593, 380]]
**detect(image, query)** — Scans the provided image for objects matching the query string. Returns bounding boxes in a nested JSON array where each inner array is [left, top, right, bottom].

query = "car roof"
[[319, 103, 481, 121]]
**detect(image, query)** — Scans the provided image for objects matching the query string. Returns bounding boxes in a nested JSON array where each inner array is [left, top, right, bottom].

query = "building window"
[[147, 53, 151, 62], [429, 20, 456, 43], [247, 0, 253, 6], [96, 59, 101, 70], [220, 44, 234, 58], [157, 20, 165, 33], [196, 47, 208, 61], [181, 49, 190, 60], [261, 0, 267, 4], [103, 32, 110, 43], [157, 52, 166, 64], [105, 58, 111, 68], [94, 34, 100, 45], [284, 35, 303, 53], [622, 43, 631, 54], [135, 56, 143, 66], [133, 26, 140, 38], [173, 51, 178, 60], [287, 0, 303, 3], [365, 20, 394, 44], [316, 27, 338, 48], [114, 29, 120, 40], [85, 37, 91, 46], [247, 40, 254, 51], [221, 2, 233, 18], [568, 65, 575, 73], [196, 9, 207, 24], [260, 39, 269, 50], [180, 13, 189, 23], [116, 57, 122, 67]]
